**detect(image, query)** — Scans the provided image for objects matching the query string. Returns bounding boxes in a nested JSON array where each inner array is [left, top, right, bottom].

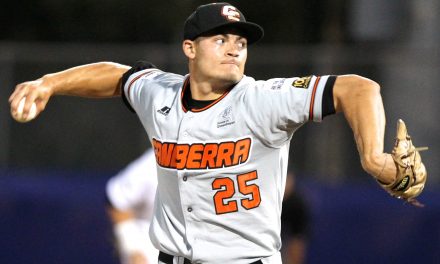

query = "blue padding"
[[0, 170, 439, 264]]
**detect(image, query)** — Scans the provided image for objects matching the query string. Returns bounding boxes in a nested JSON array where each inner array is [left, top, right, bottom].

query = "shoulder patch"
[[292, 76, 312, 89]]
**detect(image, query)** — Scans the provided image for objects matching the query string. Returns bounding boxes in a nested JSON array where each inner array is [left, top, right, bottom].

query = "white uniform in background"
[[106, 149, 159, 264]]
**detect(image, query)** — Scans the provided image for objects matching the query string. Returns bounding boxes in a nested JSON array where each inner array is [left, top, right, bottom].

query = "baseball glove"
[[378, 119, 428, 206]]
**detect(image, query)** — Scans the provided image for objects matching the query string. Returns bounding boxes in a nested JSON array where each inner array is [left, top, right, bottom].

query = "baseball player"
[[280, 170, 310, 264], [9, 2, 427, 264], [106, 148, 158, 264]]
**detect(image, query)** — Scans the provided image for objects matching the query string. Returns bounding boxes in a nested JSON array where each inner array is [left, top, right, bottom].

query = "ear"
[[182, 40, 196, 59]]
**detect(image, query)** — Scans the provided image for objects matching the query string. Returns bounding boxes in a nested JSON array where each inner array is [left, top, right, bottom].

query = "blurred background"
[[1, 0, 439, 263]]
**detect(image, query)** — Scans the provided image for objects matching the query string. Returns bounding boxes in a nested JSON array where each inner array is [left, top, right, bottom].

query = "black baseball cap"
[[183, 2, 264, 44]]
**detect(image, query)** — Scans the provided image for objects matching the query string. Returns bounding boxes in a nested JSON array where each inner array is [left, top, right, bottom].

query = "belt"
[[159, 251, 191, 264], [159, 251, 263, 264]]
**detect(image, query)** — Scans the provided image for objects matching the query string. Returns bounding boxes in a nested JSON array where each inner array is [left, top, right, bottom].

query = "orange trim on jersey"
[[180, 77, 191, 112], [126, 70, 158, 105], [152, 137, 251, 170], [309, 76, 321, 121], [180, 76, 232, 113], [191, 90, 231, 112]]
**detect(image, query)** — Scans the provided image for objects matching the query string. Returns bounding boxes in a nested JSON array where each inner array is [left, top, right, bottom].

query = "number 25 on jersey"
[[212, 170, 261, 214]]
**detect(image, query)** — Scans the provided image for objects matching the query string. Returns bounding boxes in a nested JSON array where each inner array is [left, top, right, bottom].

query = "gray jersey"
[[123, 68, 332, 264]]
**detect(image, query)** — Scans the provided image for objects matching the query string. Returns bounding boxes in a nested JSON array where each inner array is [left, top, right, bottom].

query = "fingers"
[[9, 82, 28, 109], [9, 79, 49, 120], [396, 119, 408, 140]]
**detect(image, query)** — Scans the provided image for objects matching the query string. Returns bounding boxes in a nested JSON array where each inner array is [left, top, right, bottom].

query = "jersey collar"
[[181, 76, 233, 113]]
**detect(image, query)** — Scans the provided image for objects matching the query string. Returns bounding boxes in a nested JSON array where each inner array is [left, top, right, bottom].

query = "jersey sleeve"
[[121, 61, 164, 113], [273, 75, 335, 121], [122, 65, 184, 120], [243, 75, 336, 147], [286, 75, 336, 122], [121, 61, 157, 112], [106, 149, 158, 215]]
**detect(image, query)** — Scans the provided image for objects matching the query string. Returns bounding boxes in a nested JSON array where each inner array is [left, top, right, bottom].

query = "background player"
[[106, 148, 158, 264], [9, 2, 427, 264], [280, 169, 311, 264]]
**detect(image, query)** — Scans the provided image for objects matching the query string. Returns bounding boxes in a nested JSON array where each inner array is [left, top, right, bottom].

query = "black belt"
[[159, 251, 263, 264], [159, 251, 191, 264]]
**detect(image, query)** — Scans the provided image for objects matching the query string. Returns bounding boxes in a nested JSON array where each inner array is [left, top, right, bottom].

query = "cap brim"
[[200, 22, 264, 45]]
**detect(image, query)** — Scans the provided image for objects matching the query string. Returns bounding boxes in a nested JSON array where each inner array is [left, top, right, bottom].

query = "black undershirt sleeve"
[[120, 61, 157, 112], [322, 75, 337, 118]]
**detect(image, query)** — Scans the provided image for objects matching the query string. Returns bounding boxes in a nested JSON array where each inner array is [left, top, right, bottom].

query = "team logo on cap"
[[222, 5, 240, 21]]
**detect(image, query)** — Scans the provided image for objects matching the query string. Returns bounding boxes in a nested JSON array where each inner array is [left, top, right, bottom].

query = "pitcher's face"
[[190, 32, 248, 85]]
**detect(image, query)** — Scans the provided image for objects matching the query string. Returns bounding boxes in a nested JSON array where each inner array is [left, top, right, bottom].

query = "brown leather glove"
[[379, 119, 428, 206]]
